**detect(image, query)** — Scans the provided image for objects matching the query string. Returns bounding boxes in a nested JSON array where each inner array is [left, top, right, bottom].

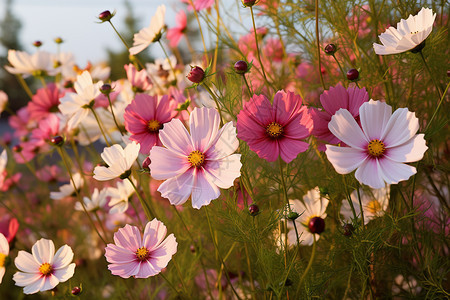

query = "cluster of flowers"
[[0, 2, 445, 297]]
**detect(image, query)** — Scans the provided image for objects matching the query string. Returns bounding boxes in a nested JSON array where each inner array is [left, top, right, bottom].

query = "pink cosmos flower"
[[310, 84, 368, 148], [326, 100, 428, 189], [9, 107, 35, 138], [13, 238, 76, 294], [30, 114, 61, 147], [104, 219, 177, 278], [0, 215, 19, 243], [149, 107, 242, 209], [124, 64, 152, 93], [237, 90, 313, 163], [182, 0, 214, 11], [167, 11, 187, 48], [124, 94, 177, 155], [27, 83, 64, 121]]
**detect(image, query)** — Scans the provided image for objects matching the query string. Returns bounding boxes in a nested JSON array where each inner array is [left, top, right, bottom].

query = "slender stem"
[[296, 234, 317, 294], [249, 7, 270, 87], [38, 76, 47, 89], [242, 74, 253, 95], [127, 177, 154, 221], [278, 158, 290, 207], [343, 176, 358, 222], [202, 83, 224, 126], [15, 75, 33, 99], [108, 21, 130, 50], [425, 81, 450, 132], [106, 93, 124, 136], [244, 244, 256, 300], [158, 40, 176, 77], [332, 54, 347, 85], [159, 272, 182, 297], [356, 183, 365, 228], [419, 50, 443, 99], [212, 1, 221, 74], [89, 107, 111, 147], [315, 0, 326, 90], [188, 0, 208, 61], [172, 257, 189, 296]]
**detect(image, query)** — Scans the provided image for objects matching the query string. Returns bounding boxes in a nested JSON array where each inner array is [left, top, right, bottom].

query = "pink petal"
[[320, 84, 349, 115], [249, 138, 280, 162], [113, 224, 142, 252], [189, 107, 220, 152], [150, 146, 190, 180], [240, 94, 274, 128], [273, 91, 303, 125], [325, 145, 368, 174], [143, 219, 167, 250], [157, 168, 195, 206], [359, 100, 392, 141], [149, 233, 177, 269], [135, 260, 159, 278], [384, 134, 427, 163], [105, 244, 136, 264], [347, 86, 369, 116], [108, 261, 141, 278], [40, 273, 60, 292], [159, 119, 193, 156], [279, 139, 309, 163], [355, 159, 385, 189], [191, 169, 221, 209], [283, 108, 312, 139], [378, 158, 417, 185], [381, 108, 420, 148], [328, 109, 367, 149]]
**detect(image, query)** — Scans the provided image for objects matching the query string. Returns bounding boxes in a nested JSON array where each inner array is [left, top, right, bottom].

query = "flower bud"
[[142, 157, 151, 171], [98, 10, 114, 22], [187, 66, 205, 84], [71, 286, 82, 296], [51, 136, 64, 146], [190, 244, 196, 253], [54, 37, 64, 44], [346, 68, 359, 81], [234, 60, 249, 74], [287, 211, 299, 220], [308, 216, 325, 234], [447, 70, 450, 77], [248, 203, 259, 216], [343, 223, 355, 237], [33, 41, 42, 48], [242, 0, 257, 7], [324, 44, 337, 55], [12, 145, 22, 153], [100, 83, 113, 95]]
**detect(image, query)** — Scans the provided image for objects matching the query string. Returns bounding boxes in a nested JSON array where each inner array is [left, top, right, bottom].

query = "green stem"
[[89, 107, 111, 147], [127, 177, 154, 221], [315, 0, 326, 90], [188, 0, 208, 61], [158, 40, 177, 77], [425, 81, 450, 132], [242, 74, 253, 96], [249, 7, 271, 89], [106, 93, 124, 136], [278, 158, 290, 207], [296, 234, 317, 294], [202, 83, 224, 126], [108, 20, 130, 50], [15, 75, 33, 100], [332, 54, 348, 85], [356, 183, 365, 228], [419, 50, 443, 99]]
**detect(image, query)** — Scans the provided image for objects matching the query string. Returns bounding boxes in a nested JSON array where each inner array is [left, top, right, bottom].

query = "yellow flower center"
[[39, 263, 53, 276], [367, 139, 385, 157], [188, 150, 205, 168], [135, 247, 150, 261], [410, 31, 419, 34], [0, 253, 6, 267], [148, 120, 161, 132], [366, 200, 382, 215], [266, 122, 284, 138]]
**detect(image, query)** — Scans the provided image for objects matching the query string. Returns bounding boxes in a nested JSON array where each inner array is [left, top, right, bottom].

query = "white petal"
[[191, 170, 221, 209], [189, 107, 221, 152], [381, 108, 419, 148], [157, 169, 195, 206], [384, 134, 427, 163], [15, 251, 40, 273], [325, 145, 367, 174], [32, 239, 55, 265], [205, 122, 239, 160], [360, 100, 392, 141], [149, 146, 190, 180], [328, 109, 367, 149], [159, 119, 194, 156], [204, 154, 242, 189], [378, 158, 416, 185], [53, 263, 76, 282], [51, 245, 74, 269], [355, 159, 385, 189]]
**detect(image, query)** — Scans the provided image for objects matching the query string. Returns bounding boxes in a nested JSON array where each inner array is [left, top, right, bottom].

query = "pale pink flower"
[[124, 64, 152, 93], [129, 5, 166, 55], [5, 50, 57, 77], [325, 100, 428, 189], [27, 83, 64, 121], [310, 84, 368, 148], [150, 107, 242, 209], [0, 233, 9, 284], [30, 114, 61, 147], [167, 10, 187, 48], [237, 90, 313, 163], [105, 219, 177, 278], [124, 94, 177, 155], [13, 238, 76, 294]]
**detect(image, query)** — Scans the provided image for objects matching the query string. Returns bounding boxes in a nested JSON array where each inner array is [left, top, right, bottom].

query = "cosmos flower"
[[5, 50, 57, 77], [50, 173, 84, 200], [0, 215, 19, 243], [167, 10, 187, 48], [325, 100, 428, 189], [286, 187, 329, 246], [124, 64, 152, 93], [237, 90, 313, 163], [27, 83, 64, 121], [0, 233, 9, 284], [124, 94, 177, 155], [104, 219, 177, 278], [341, 185, 390, 225], [310, 84, 368, 148], [93, 141, 140, 181], [373, 7, 436, 55], [13, 238, 76, 294], [149, 107, 242, 209], [75, 188, 109, 212], [106, 178, 136, 214], [129, 5, 166, 55]]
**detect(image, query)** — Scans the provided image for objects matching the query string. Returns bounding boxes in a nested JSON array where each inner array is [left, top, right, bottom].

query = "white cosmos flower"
[[13, 238, 75, 295], [0, 233, 9, 284], [341, 185, 390, 225], [373, 7, 436, 55], [5, 50, 57, 77], [50, 173, 84, 200], [326, 100, 428, 189], [286, 187, 329, 246], [75, 188, 109, 212], [93, 141, 140, 181], [58, 70, 103, 130], [106, 178, 136, 214], [129, 5, 166, 55]]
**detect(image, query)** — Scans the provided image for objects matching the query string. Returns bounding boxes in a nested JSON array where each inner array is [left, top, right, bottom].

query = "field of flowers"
[[0, 0, 448, 299]]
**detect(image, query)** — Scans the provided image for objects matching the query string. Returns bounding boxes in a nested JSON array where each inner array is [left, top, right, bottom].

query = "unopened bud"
[[71, 286, 82, 296], [187, 66, 205, 84], [51, 136, 64, 146], [234, 60, 249, 74], [324, 44, 337, 55], [33, 41, 42, 48], [308, 216, 325, 234], [346, 68, 359, 81], [248, 204, 260, 216]]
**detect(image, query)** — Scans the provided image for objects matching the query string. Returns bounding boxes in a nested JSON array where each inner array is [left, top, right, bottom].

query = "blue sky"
[[1, 0, 178, 65]]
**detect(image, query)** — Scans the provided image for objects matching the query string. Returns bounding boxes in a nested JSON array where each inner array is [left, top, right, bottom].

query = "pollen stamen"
[[39, 262, 53, 276], [266, 122, 284, 138], [367, 139, 385, 157], [147, 119, 162, 132], [367, 200, 382, 215], [135, 247, 150, 261], [188, 150, 205, 168]]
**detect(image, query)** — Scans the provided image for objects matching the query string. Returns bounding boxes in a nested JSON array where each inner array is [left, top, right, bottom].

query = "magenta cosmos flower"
[[124, 94, 177, 155], [310, 83, 368, 148], [167, 10, 187, 48], [13, 238, 75, 294], [105, 219, 177, 278], [149, 107, 242, 209], [237, 90, 313, 163], [326, 100, 428, 189], [27, 83, 64, 121]]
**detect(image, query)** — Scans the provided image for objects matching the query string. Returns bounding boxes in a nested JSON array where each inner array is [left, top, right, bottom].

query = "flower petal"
[[190, 107, 220, 152], [113, 224, 142, 252], [204, 154, 242, 189], [359, 100, 392, 141], [191, 169, 221, 209], [32, 239, 55, 265], [159, 119, 193, 156], [51, 245, 74, 270], [325, 145, 367, 174], [378, 158, 417, 185], [150, 146, 190, 180], [381, 108, 419, 148], [355, 159, 385, 189], [157, 168, 195, 206], [384, 134, 427, 163], [328, 109, 367, 149]]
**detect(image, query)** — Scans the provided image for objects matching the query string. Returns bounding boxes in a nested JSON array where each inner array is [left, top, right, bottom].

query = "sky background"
[[0, 0, 180, 65]]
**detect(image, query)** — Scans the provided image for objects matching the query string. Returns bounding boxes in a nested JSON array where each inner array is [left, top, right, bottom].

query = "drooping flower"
[[93, 141, 140, 181], [75, 188, 109, 212], [27, 83, 64, 121], [13, 238, 76, 294], [129, 5, 166, 55], [167, 10, 187, 48], [124, 94, 177, 155], [310, 84, 368, 149], [286, 187, 329, 246], [106, 178, 136, 214], [373, 7, 436, 55], [325, 100, 428, 189], [50, 173, 84, 200], [341, 185, 390, 225], [104, 219, 177, 278], [5, 50, 57, 77], [237, 90, 313, 163], [149, 107, 242, 209], [58, 71, 103, 130], [0, 233, 9, 284]]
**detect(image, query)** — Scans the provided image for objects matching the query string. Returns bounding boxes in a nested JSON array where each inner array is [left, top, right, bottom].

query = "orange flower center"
[[135, 247, 150, 261], [148, 120, 162, 132], [367, 200, 382, 215], [39, 263, 53, 276], [0, 253, 6, 267], [188, 150, 205, 168], [367, 139, 385, 157], [266, 122, 283, 138]]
